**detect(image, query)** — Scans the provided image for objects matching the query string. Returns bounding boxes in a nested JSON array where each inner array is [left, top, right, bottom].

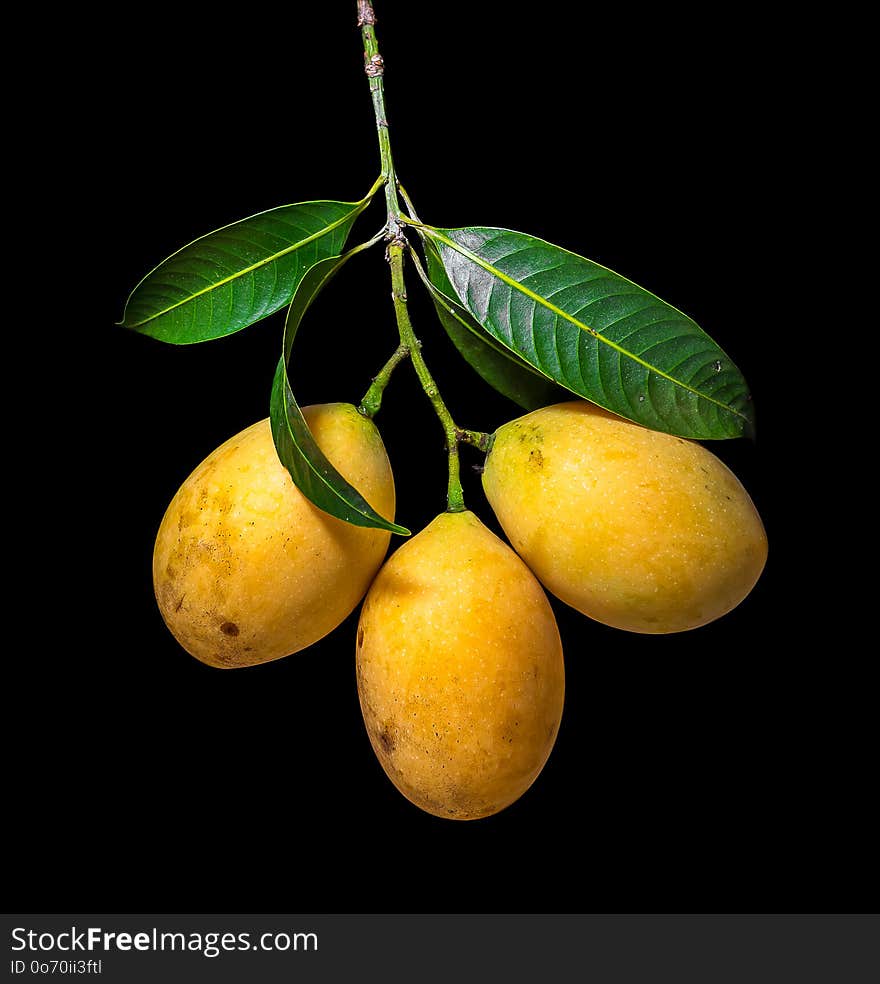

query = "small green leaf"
[[270, 253, 410, 536], [424, 225, 754, 440], [422, 242, 568, 411], [121, 195, 373, 343]]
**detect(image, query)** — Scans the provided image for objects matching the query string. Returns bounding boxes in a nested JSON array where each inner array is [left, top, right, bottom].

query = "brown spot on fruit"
[[529, 448, 544, 469], [483, 401, 767, 635], [152, 412, 396, 669], [378, 725, 395, 754], [357, 626, 365, 648]]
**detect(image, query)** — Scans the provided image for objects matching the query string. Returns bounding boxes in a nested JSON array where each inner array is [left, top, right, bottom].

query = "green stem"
[[359, 1, 402, 231], [359, 343, 409, 418], [358, 1, 488, 511], [387, 242, 464, 510]]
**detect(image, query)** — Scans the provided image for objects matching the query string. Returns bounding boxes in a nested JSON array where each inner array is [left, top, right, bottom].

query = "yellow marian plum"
[[356, 510, 565, 820], [153, 403, 396, 668], [482, 401, 767, 634]]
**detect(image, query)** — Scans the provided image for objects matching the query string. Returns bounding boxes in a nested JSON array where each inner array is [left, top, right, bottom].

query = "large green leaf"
[[121, 197, 372, 343], [422, 225, 754, 439], [421, 242, 568, 412], [270, 253, 409, 536]]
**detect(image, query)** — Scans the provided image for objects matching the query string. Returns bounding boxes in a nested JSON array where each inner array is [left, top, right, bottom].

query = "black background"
[[12, 3, 872, 914]]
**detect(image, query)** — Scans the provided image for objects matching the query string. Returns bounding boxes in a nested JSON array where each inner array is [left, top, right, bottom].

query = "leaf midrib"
[[428, 274, 552, 381], [126, 204, 364, 329], [423, 225, 748, 424]]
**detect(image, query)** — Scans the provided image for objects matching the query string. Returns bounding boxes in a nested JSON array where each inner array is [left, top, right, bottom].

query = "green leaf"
[[270, 253, 410, 536], [422, 241, 568, 412], [424, 225, 754, 440], [121, 197, 371, 343]]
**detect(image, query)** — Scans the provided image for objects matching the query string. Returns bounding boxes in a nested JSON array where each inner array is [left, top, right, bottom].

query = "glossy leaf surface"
[[426, 225, 753, 439], [423, 243, 567, 411], [122, 200, 368, 343]]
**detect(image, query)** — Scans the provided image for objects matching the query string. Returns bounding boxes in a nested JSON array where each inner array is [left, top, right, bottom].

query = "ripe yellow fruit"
[[356, 510, 565, 820], [482, 401, 767, 634], [153, 403, 396, 668]]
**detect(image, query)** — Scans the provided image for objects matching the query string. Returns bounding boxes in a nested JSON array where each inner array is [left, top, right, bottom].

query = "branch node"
[[365, 53, 384, 77], [357, 0, 376, 26], [383, 226, 408, 260]]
